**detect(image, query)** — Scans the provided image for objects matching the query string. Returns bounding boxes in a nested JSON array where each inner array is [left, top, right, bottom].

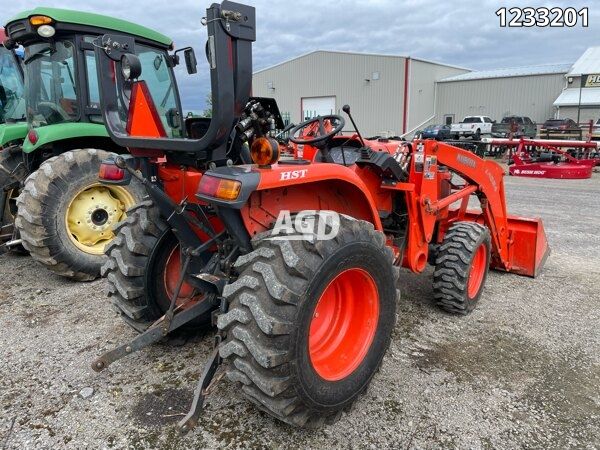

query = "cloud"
[[4, 0, 597, 111]]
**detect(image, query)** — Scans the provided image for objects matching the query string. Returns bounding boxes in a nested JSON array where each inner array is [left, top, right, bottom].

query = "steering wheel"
[[289, 115, 345, 145]]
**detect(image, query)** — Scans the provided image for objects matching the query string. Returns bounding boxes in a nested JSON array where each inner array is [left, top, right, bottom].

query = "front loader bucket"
[[460, 210, 550, 278], [504, 215, 550, 277]]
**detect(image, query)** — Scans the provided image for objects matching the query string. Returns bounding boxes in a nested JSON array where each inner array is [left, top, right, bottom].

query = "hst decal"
[[280, 169, 308, 181]]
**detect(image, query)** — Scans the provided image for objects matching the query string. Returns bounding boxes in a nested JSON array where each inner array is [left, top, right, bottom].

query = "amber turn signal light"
[[198, 176, 242, 201], [250, 137, 279, 166], [29, 15, 54, 26]]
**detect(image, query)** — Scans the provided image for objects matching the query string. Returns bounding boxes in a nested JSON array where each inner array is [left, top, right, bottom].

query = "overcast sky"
[[5, 0, 598, 111]]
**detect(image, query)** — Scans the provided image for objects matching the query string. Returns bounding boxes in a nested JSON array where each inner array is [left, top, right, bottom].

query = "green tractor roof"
[[7, 7, 173, 47]]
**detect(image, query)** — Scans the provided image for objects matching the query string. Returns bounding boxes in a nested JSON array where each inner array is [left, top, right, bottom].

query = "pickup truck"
[[491, 116, 537, 138], [450, 116, 494, 140]]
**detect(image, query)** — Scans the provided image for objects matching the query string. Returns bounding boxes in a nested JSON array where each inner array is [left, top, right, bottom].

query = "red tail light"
[[198, 175, 241, 201], [28, 130, 38, 145], [99, 162, 125, 181]]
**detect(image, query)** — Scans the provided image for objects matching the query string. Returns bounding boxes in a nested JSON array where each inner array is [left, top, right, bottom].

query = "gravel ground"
[[0, 172, 599, 449]]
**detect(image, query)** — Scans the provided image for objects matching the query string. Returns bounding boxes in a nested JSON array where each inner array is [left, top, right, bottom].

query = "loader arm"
[[414, 140, 548, 276], [437, 143, 510, 268]]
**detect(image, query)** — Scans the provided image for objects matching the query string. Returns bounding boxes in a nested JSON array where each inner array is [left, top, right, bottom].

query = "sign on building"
[[583, 74, 600, 87]]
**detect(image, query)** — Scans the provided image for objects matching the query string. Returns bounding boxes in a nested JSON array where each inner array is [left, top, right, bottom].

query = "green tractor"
[[2, 9, 197, 280], [0, 28, 26, 244]]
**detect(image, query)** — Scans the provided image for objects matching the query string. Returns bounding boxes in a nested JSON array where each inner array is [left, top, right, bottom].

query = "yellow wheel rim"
[[65, 183, 135, 255]]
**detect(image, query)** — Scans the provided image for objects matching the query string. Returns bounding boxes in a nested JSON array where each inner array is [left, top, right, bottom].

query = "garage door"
[[302, 96, 335, 120]]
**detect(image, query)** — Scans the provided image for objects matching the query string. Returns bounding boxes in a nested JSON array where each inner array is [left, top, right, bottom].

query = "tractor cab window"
[[24, 40, 79, 128], [136, 45, 181, 138], [85, 50, 102, 123], [0, 46, 25, 123]]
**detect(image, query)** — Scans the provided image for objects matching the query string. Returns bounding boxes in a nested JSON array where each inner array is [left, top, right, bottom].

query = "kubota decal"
[[457, 154, 477, 168]]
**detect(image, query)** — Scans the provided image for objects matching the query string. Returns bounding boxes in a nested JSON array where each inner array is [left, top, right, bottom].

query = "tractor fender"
[[0, 123, 28, 148], [197, 163, 385, 236], [22, 123, 110, 153], [237, 163, 385, 236]]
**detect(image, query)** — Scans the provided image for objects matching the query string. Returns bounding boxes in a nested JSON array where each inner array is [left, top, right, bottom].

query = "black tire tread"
[[433, 221, 490, 314], [101, 200, 168, 321], [0, 146, 28, 254], [217, 215, 398, 427], [16, 149, 120, 281]]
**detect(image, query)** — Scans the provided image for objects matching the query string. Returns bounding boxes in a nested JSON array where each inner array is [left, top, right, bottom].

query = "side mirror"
[[184, 48, 197, 74], [120, 54, 142, 80], [173, 47, 198, 75]]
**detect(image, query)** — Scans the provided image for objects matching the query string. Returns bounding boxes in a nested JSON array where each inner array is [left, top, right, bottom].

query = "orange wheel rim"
[[467, 244, 487, 298], [163, 246, 201, 308], [309, 268, 379, 381]]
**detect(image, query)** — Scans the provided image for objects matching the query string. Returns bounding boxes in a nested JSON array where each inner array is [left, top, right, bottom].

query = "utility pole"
[[577, 74, 586, 125]]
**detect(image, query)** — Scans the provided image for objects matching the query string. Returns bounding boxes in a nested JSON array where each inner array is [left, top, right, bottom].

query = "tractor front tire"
[[433, 222, 491, 314], [16, 149, 146, 281], [101, 200, 213, 331], [218, 215, 398, 427]]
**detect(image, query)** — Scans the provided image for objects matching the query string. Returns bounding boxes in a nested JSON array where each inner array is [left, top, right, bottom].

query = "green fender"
[[23, 122, 110, 153], [0, 123, 28, 148]]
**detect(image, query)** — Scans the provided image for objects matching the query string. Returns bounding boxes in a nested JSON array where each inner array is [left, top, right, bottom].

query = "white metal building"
[[252, 47, 600, 135], [553, 47, 600, 123], [435, 64, 570, 125], [252, 51, 468, 137]]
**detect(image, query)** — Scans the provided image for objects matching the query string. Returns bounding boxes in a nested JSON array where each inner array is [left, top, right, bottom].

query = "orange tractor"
[[91, 1, 549, 429]]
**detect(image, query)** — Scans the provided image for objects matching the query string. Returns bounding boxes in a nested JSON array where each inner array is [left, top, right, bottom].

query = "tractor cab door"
[[93, 0, 256, 163], [0, 44, 25, 123]]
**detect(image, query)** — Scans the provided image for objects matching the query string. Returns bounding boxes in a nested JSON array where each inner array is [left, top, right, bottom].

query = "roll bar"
[[93, 1, 255, 161]]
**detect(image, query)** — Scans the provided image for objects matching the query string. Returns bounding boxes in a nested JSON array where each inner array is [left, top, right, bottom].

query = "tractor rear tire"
[[0, 146, 28, 254], [217, 215, 398, 427], [15, 149, 146, 281], [433, 222, 491, 314], [101, 200, 213, 331]]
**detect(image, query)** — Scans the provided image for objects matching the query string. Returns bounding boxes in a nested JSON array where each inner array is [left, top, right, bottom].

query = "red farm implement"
[[487, 138, 598, 179]]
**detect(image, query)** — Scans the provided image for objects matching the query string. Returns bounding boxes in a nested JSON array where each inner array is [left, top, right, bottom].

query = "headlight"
[[120, 54, 142, 80], [37, 25, 56, 38]]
